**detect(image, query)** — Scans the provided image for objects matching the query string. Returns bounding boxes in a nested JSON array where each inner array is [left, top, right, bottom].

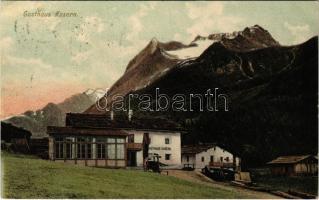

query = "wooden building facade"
[[48, 127, 128, 167], [47, 113, 182, 168], [267, 155, 318, 176], [1, 122, 32, 153]]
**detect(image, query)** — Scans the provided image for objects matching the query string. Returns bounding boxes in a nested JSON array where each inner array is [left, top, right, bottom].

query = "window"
[[56, 136, 126, 160], [77, 137, 86, 159], [201, 157, 205, 162], [186, 155, 189, 162], [165, 154, 171, 160], [96, 137, 107, 159], [128, 134, 134, 143], [165, 138, 170, 144], [220, 157, 223, 162], [116, 138, 125, 143], [87, 144, 92, 158], [94, 137, 126, 160], [108, 144, 116, 159], [97, 143, 106, 159], [86, 138, 93, 159], [65, 137, 74, 159], [225, 157, 229, 162], [117, 144, 125, 159], [55, 137, 64, 159], [107, 138, 116, 159], [116, 138, 125, 159], [210, 156, 214, 162], [107, 138, 116, 143]]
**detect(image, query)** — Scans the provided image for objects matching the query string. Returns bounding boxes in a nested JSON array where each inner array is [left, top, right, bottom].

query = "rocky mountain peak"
[[149, 37, 160, 53], [189, 25, 280, 52], [84, 25, 282, 114]]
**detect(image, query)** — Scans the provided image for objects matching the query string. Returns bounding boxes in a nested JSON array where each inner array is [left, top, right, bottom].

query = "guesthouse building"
[[47, 113, 182, 168]]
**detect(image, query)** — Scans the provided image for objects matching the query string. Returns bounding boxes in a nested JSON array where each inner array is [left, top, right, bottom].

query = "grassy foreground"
[[2, 152, 249, 199]]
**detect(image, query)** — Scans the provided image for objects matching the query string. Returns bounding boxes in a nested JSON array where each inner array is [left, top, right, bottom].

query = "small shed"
[[1, 122, 32, 153], [267, 155, 318, 176]]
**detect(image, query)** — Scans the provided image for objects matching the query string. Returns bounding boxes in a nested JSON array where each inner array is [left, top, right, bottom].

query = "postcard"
[[1, 1, 318, 199]]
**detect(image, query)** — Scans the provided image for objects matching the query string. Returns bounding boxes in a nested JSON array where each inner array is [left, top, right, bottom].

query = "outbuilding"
[[1, 122, 31, 153], [181, 144, 240, 170], [267, 155, 318, 176]]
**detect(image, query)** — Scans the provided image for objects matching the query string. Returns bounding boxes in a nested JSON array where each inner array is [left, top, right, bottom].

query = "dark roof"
[[267, 155, 317, 165], [182, 144, 217, 154], [47, 126, 128, 137], [65, 113, 183, 132], [1, 122, 32, 141]]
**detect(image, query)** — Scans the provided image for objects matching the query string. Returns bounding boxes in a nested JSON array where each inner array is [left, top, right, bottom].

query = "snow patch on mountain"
[[167, 39, 217, 59]]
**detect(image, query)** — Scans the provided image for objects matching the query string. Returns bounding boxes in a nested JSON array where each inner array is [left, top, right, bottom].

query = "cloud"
[[186, 2, 223, 20], [84, 16, 105, 33], [173, 33, 182, 41], [75, 16, 105, 43], [0, 37, 14, 51], [126, 2, 157, 42], [3, 55, 52, 69], [185, 2, 243, 41], [71, 51, 91, 64], [284, 22, 313, 44]]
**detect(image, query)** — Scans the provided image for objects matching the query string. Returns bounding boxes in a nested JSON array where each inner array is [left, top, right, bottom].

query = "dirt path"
[[164, 170, 281, 199]]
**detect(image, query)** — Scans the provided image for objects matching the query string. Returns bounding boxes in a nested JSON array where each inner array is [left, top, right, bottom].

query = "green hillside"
[[2, 152, 253, 199]]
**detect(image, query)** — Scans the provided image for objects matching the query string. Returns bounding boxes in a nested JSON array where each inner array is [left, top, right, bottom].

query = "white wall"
[[182, 146, 239, 170], [125, 130, 181, 167]]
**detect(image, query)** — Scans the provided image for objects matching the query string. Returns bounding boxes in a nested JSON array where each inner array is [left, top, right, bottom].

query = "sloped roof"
[[182, 144, 216, 154], [65, 113, 183, 132], [1, 122, 32, 139], [47, 126, 128, 137], [267, 155, 317, 165]]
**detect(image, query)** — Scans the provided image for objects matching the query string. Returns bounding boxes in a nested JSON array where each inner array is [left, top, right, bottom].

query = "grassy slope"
[[2, 152, 251, 199]]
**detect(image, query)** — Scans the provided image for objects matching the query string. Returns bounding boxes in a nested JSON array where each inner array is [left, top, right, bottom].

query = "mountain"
[[85, 25, 317, 167], [3, 89, 103, 137], [85, 25, 280, 114], [207, 24, 280, 51], [84, 39, 188, 113], [130, 37, 318, 167]]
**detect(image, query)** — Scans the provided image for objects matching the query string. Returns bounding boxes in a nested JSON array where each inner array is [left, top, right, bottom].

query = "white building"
[[126, 130, 181, 168], [181, 144, 240, 170]]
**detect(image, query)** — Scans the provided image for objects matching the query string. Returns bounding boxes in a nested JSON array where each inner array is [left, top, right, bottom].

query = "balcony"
[[209, 162, 234, 168], [127, 143, 142, 151]]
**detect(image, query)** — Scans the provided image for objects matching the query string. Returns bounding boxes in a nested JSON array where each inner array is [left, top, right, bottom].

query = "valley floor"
[[165, 169, 280, 199], [2, 152, 278, 199], [254, 175, 318, 196]]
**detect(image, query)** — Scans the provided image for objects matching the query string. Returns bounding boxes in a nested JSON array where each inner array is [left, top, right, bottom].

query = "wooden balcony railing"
[[127, 143, 142, 151], [209, 162, 234, 168]]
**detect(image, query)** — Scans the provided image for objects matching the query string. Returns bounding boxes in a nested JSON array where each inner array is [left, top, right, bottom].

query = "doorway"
[[127, 151, 137, 167]]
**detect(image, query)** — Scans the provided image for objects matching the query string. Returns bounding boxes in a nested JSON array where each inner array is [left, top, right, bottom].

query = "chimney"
[[128, 109, 133, 121], [110, 110, 114, 120]]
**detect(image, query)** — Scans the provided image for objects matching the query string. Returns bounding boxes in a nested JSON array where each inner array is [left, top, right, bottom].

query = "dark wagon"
[[202, 166, 235, 181]]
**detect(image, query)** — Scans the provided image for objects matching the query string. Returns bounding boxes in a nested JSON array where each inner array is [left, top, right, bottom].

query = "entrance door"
[[127, 151, 137, 167]]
